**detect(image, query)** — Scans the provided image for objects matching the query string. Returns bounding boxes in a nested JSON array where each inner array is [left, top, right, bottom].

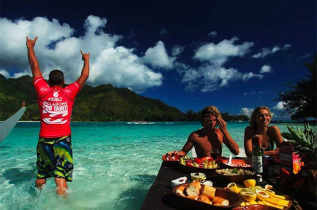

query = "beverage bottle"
[[252, 146, 264, 176], [267, 156, 274, 177]]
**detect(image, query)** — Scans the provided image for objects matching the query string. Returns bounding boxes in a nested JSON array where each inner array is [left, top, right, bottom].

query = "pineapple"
[[282, 124, 317, 167]]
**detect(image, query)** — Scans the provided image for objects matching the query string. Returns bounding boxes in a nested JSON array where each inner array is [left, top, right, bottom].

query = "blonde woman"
[[244, 106, 283, 157]]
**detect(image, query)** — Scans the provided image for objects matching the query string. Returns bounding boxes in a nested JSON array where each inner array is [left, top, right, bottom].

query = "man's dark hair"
[[49, 70, 64, 86]]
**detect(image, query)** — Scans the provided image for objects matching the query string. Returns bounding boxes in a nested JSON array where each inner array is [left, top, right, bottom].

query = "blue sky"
[[0, 0, 315, 119]]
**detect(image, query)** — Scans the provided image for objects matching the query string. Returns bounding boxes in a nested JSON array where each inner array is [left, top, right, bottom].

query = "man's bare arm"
[[76, 50, 90, 87], [217, 117, 240, 155], [167, 133, 195, 156], [26, 36, 42, 79]]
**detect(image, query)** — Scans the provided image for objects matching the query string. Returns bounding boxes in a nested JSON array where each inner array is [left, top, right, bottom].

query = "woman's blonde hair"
[[200, 106, 222, 125], [249, 106, 273, 128]]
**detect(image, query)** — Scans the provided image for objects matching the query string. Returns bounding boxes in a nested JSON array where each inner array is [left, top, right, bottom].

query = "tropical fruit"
[[243, 179, 256, 188], [241, 191, 257, 202], [239, 188, 252, 195], [227, 182, 241, 193], [265, 184, 273, 190], [256, 190, 270, 201], [264, 189, 275, 197]]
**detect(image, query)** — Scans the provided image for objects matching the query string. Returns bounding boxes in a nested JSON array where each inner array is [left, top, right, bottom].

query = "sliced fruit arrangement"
[[217, 157, 252, 168], [179, 157, 219, 169], [226, 179, 291, 209]]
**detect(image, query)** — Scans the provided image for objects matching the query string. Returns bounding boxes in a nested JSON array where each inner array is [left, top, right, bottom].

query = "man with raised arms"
[[167, 106, 240, 158], [26, 36, 89, 196]]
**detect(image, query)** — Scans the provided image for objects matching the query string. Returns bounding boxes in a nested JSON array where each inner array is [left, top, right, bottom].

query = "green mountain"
[[0, 75, 186, 121]]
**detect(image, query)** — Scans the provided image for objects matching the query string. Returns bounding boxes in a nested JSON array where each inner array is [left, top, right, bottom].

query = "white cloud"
[[90, 47, 162, 92], [12, 71, 32, 78], [252, 44, 291, 59], [0, 15, 163, 92], [84, 15, 107, 34], [181, 64, 263, 92], [171, 45, 184, 57], [208, 31, 217, 37], [0, 69, 9, 78], [259, 65, 272, 73], [272, 101, 285, 110], [179, 37, 262, 92], [142, 41, 175, 69], [242, 72, 264, 80], [193, 37, 254, 65], [0, 17, 74, 71], [239, 108, 254, 117]]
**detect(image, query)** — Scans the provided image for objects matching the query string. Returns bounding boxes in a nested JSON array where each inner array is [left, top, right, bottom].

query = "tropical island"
[[0, 74, 249, 122]]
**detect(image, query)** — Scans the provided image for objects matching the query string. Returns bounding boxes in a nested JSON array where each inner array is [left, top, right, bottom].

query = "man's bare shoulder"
[[189, 129, 204, 139]]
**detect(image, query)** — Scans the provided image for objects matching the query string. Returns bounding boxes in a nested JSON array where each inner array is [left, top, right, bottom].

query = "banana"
[[263, 201, 284, 209], [266, 198, 289, 207]]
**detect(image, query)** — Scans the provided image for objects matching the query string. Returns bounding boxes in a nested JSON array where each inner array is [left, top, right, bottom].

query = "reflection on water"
[[2, 167, 36, 184]]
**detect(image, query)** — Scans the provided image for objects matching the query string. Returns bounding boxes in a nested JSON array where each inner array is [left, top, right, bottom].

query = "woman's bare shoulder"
[[244, 126, 254, 132], [244, 126, 255, 140], [268, 125, 281, 132]]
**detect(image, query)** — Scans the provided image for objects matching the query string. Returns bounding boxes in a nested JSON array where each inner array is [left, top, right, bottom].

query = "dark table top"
[[141, 163, 188, 210]]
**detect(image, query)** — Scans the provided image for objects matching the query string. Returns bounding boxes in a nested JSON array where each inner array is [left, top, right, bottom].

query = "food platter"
[[172, 184, 242, 209], [214, 168, 256, 184], [178, 157, 220, 174]]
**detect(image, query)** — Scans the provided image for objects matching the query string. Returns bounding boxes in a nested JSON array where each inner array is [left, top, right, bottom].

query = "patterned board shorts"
[[36, 135, 73, 182]]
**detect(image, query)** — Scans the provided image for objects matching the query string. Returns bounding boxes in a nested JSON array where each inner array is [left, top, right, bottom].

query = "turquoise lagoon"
[[0, 122, 292, 210]]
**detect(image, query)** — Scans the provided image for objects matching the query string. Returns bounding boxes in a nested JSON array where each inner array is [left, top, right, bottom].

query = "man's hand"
[[80, 50, 90, 62], [218, 117, 240, 155], [76, 50, 90, 87], [26, 36, 42, 79], [26, 36, 38, 48], [216, 117, 227, 132]]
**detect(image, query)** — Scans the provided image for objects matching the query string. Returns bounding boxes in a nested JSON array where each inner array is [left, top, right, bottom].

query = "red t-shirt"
[[34, 76, 81, 138]]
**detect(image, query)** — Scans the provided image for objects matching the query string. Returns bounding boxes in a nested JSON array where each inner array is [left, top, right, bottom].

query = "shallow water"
[[0, 121, 292, 209]]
